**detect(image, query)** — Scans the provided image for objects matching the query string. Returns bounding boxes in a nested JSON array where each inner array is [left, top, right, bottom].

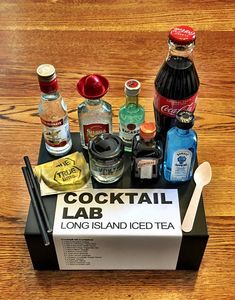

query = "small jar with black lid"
[[88, 133, 124, 184]]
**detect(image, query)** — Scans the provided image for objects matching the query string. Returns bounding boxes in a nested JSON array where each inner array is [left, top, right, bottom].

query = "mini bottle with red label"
[[154, 25, 200, 139], [37, 64, 72, 156], [77, 74, 112, 149]]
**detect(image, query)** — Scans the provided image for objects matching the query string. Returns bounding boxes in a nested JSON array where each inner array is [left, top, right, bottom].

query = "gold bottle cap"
[[37, 64, 56, 82]]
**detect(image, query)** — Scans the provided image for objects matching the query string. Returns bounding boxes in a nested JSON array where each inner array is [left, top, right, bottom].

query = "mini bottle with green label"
[[163, 111, 197, 182], [119, 79, 145, 151]]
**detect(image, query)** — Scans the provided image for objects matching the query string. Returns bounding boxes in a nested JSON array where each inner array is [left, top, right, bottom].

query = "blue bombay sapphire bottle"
[[163, 111, 197, 182]]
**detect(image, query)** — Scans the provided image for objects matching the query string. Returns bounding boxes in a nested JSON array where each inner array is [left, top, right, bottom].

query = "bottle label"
[[92, 161, 123, 177], [83, 123, 109, 145], [41, 118, 64, 127], [170, 150, 192, 181], [41, 116, 71, 148], [136, 158, 157, 179], [154, 92, 197, 118], [119, 123, 140, 144]]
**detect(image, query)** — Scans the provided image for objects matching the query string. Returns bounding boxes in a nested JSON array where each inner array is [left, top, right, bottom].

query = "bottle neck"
[[125, 94, 139, 106], [41, 90, 60, 101], [176, 127, 190, 135], [167, 40, 195, 61], [140, 134, 155, 143], [86, 98, 102, 105]]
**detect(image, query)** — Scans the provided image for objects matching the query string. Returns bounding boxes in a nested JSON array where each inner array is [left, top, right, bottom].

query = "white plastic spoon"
[[182, 161, 212, 232]]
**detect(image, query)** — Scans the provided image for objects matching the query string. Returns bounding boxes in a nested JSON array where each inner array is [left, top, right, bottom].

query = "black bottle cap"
[[88, 133, 124, 160], [175, 111, 194, 129]]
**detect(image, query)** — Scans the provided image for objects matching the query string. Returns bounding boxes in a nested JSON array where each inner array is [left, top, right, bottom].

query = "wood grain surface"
[[0, 0, 235, 299]]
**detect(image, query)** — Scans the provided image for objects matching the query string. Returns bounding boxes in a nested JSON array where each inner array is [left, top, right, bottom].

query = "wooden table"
[[0, 1, 234, 299]]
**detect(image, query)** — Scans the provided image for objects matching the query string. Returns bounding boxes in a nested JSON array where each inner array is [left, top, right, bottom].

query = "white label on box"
[[53, 189, 182, 270]]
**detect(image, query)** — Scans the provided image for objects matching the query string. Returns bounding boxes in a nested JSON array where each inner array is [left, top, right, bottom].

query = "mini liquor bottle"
[[37, 64, 72, 156], [77, 74, 112, 149], [119, 79, 145, 151], [163, 111, 197, 182], [132, 122, 163, 180]]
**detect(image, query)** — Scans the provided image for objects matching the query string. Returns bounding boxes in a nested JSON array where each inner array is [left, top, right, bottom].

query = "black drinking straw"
[[22, 167, 50, 246], [23, 156, 52, 233]]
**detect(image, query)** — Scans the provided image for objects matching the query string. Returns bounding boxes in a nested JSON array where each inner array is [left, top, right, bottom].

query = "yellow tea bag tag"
[[34, 152, 90, 192]]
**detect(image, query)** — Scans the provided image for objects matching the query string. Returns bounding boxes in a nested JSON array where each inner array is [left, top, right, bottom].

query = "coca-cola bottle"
[[154, 25, 200, 139]]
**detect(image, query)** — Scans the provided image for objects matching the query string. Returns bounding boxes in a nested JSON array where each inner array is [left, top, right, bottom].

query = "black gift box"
[[24, 133, 208, 270]]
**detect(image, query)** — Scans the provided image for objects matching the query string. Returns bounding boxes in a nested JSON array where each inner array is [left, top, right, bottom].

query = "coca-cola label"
[[83, 123, 109, 145], [154, 92, 197, 118]]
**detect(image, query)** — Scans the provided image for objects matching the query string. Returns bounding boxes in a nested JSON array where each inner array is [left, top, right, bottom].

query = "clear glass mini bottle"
[[163, 111, 197, 182], [132, 122, 163, 180], [37, 64, 72, 156], [119, 79, 145, 151], [77, 74, 112, 149]]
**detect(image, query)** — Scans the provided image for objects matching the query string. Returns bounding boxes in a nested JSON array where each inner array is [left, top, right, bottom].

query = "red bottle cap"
[[169, 25, 196, 45], [77, 74, 109, 99], [140, 122, 156, 140]]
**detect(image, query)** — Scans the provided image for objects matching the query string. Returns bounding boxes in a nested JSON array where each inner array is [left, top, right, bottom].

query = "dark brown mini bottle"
[[132, 122, 163, 180]]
